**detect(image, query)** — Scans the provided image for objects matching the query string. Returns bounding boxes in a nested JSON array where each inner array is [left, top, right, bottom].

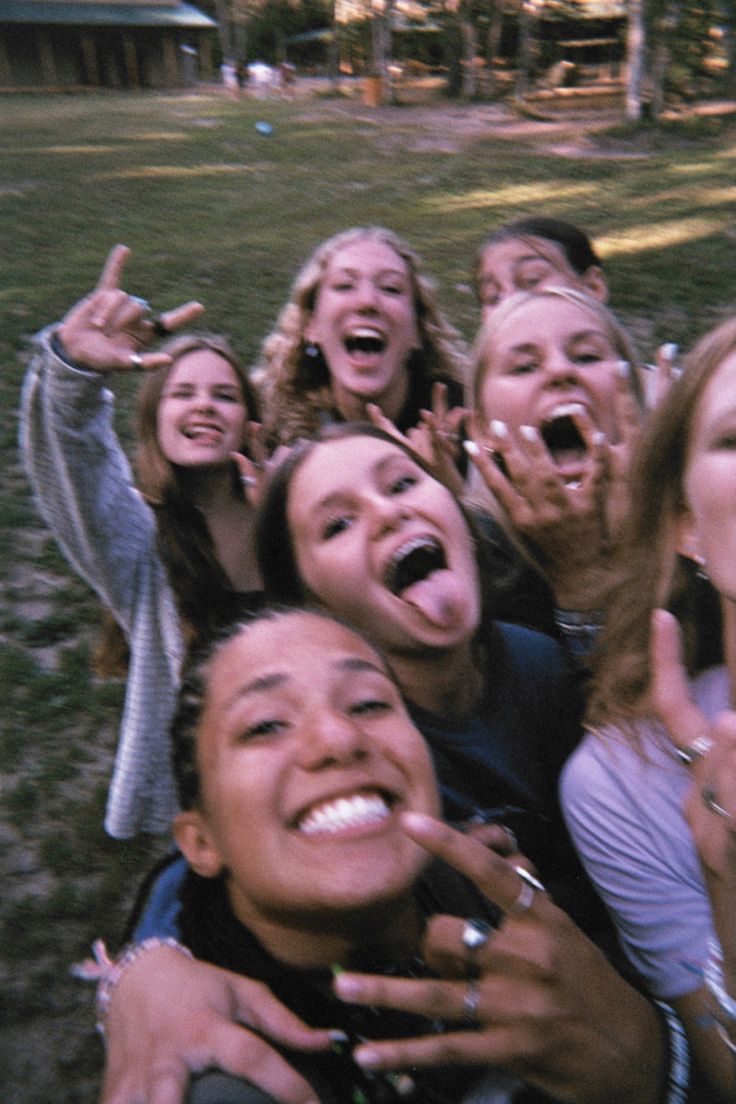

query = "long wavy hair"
[[586, 317, 736, 737], [94, 333, 260, 675], [256, 227, 467, 446]]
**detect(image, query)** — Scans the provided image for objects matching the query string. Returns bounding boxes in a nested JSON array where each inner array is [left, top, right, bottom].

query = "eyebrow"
[[331, 266, 408, 281], [504, 329, 610, 354], [223, 657, 391, 710]]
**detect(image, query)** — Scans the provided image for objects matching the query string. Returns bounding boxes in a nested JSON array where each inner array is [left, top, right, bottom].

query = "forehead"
[[207, 614, 388, 698], [166, 349, 242, 387], [480, 236, 569, 274], [323, 237, 409, 276], [493, 295, 608, 348], [289, 437, 416, 506], [694, 351, 736, 427]]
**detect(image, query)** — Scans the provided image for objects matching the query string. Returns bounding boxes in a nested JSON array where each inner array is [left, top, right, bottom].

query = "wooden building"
[[0, 0, 217, 90]]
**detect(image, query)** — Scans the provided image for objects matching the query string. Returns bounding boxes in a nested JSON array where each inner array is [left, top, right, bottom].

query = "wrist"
[[50, 328, 98, 374], [94, 936, 193, 1037]]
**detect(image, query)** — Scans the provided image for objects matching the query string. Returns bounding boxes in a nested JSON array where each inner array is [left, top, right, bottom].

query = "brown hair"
[[257, 227, 467, 446], [586, 317, 736, 735], [94, 334, 260, 675]]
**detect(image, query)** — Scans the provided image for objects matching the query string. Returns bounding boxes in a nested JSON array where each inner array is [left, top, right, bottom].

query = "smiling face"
[[156, 350, 248, 467], [174, 612, 438, 959], [679, 352, 736, 602], [304, 237, 421, 419], [477, 294, 624, 484], [476, 236, 607, 322], [285, 436, 481, 657]]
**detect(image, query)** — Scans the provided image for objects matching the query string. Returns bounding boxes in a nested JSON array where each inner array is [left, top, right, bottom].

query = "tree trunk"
[[626, 0, 646, 121], [516, 0, 536, 97], [485, 1, 504, 99], [461, 15, 478, 98]]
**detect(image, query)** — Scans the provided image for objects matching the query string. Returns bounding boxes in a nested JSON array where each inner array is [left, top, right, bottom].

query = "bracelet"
[[94, 936, 193, 1037], [654, 1001, 690, 1104], [704, 938, 736, 1021], [715, 1019, 736, 1056]]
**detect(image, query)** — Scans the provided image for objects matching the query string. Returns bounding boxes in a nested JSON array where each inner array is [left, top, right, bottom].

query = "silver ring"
[[675, 735, 713, 765], [702, 784, 732, 819], [129, 352, 144, 368], [461, 918, 491, 954], [240, 474, 257, 489], [130, 295, 151, 313], [462, 979, 481, 1022], [507, 865, 546, 916]]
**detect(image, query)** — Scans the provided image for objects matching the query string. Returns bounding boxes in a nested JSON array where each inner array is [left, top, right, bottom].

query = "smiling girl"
[[21, 245, 263, 838], [257, 227, 467, 448]]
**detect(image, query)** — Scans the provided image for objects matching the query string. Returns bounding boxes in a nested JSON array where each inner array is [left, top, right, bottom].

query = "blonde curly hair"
[[257, 227, 468, 446]]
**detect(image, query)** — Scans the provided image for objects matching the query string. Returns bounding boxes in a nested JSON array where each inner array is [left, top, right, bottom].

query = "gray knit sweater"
[[20, 327, 183, 838]]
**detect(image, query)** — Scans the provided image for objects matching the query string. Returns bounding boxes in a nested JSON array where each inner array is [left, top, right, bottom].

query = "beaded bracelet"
[[94, 936, 193, 1037], [654, 1001, 690, 1104]]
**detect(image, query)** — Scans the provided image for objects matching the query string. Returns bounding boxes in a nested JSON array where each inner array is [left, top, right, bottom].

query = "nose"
[[298, 707, 368, 771], [354, 277, 380, 312], [191, 389, 216, 411], [366, 492, 411, 540], [544, 349, 580, 388]]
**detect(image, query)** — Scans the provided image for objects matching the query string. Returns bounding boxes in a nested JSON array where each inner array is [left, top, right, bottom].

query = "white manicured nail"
[[489, 419, 508, 438], [616, 360, 630, 378], [520, 425, 539, 442], [463, 440, 480, 457]]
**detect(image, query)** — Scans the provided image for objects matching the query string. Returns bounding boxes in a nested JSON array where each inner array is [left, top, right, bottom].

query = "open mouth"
[[385, 536, 447, 597], [182, 423, 223, 442], [344, 327, 386, 357], [296, 789, 394, 837], [540, 412, 586, 470]]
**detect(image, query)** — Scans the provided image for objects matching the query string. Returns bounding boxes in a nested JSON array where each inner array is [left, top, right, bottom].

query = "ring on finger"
[[462, 979, 481, 1023], [130, 296, 152, 314], [240, 474, 257, 489], [507, 866, 546, 916], [702, 784, 732, 819], [675, 735, 713, 765], [129, 352, 144, 369], [461, 918, 491, 956]]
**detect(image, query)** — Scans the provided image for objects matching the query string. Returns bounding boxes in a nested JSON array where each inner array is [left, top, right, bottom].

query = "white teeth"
[[350, 327, 383, 339], [546, 403, 585, 420], [298, 792, 390, 836]]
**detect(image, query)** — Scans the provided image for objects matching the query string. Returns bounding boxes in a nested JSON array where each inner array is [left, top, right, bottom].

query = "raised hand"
[[58, 244, 204, 374], [334, 812, 662, 1104]]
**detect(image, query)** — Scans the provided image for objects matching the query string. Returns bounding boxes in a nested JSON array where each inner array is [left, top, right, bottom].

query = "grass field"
[[2, 85, 736, 1104]]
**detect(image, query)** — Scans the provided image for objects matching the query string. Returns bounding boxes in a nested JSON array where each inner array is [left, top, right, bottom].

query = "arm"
[[333, 814, 666, 1104]]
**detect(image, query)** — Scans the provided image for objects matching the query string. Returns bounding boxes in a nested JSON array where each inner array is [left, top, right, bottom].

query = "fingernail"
[[353, 1045, 382, 1068], [489, 419, 508, 438], [328, 1029, 349, 1043], [463, 440, 480, 457], [617, 360, 630, 378], [520, 425, 538, 442], [592, 430, 606, 446], [333, 974, 362, 1000], [662, 343, 678, 361]]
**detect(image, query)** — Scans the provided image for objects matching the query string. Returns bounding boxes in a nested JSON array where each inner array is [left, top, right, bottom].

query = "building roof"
[[0, 1, 217, 28]]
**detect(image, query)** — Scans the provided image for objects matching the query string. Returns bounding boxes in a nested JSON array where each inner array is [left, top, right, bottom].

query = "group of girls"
[[20, 217, 736, 1103]]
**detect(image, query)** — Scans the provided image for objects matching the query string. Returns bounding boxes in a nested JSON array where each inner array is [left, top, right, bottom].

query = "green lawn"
[[2, 86, 736, 1103]]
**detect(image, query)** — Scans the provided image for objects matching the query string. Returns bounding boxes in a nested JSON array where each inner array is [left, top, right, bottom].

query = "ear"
[[674, 509, 705, 566], [173, 810, 225, 878], [581, 265, 609, 304]]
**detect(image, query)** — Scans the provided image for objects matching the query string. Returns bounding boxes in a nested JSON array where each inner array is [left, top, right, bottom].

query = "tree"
[[625, 0, 645, 120]]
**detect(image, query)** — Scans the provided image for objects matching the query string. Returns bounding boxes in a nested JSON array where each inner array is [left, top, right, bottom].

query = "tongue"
[[550, 445, 586, 472], [400, 569, 467, 629]]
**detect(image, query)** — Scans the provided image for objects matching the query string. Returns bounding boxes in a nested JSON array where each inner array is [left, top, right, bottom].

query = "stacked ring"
[[240, 474, 257, 489], [462, 979, 481, 1022], [702, 784, 732, 819], [461, 918, 491, 954]]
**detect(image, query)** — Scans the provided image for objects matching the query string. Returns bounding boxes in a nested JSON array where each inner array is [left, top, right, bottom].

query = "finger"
[[650, 609, 710, 755], [96, 244, 131, 292], [335, 971, 469, 1022], [431, 380, 449, 422], [157, 301, 205, 333], [231, 450, 262, 507], [400, 812, 542, 914], [352, 1026, 519, 1073], [229, 976, 337, 1052], [366, 402, 405, 444], [245, 421, 268, 468]]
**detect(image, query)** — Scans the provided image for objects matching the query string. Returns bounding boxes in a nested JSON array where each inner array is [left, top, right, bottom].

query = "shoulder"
[[492, 620, 568, 678]]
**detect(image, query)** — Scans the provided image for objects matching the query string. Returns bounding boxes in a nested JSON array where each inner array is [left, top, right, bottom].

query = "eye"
[[507, 359, 537, 376], [332, 280, 354, 292], [380, 283, 404, 296], [322, 514, 353, 539], [390, 473, 418, 494], [714, 432, 736, 450], [571, 349, 606, 366], [349, 698, 391, 717], [214, 389, 241, 403], [167, 386, 193, 399], [239, 718, 288, 741]]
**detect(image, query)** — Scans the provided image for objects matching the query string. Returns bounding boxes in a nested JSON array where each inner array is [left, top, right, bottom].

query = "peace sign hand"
[[58, 244, 204, 373]]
